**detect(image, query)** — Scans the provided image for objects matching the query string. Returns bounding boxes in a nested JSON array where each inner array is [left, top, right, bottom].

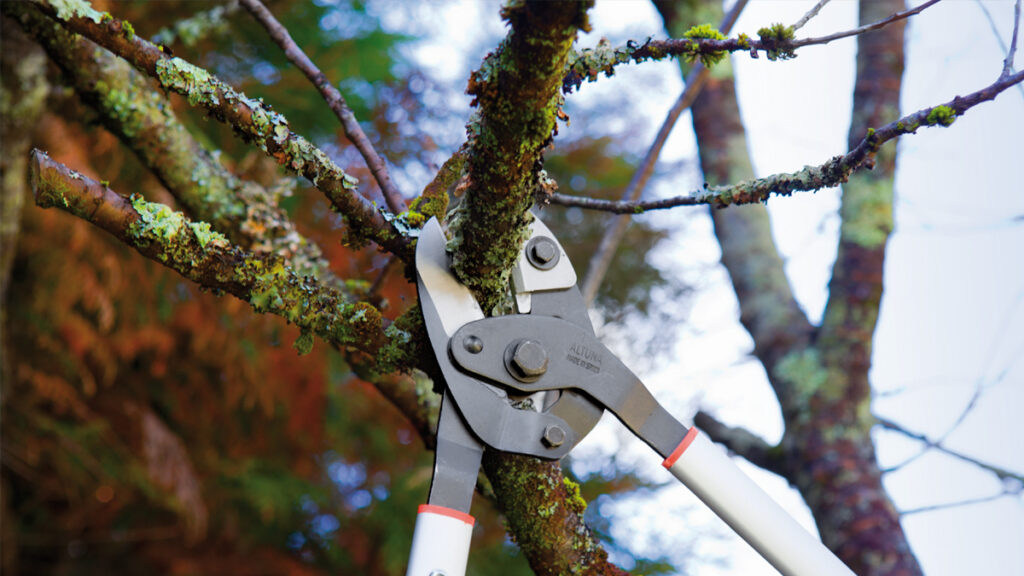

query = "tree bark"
[[655, 1, 924, 574]]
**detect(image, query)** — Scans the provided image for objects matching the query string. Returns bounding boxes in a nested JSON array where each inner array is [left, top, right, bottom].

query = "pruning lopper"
[[407, 215, 855, 576]]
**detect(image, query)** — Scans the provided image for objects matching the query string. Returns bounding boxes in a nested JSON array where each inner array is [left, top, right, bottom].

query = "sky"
[[406, 0, 1024, 574]]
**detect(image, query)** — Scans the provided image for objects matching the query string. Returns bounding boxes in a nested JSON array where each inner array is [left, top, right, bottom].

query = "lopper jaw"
[[415, 216, 605, 462]]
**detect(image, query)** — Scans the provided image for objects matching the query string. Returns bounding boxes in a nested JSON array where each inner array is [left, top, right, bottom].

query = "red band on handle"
[[662, 428, 700, 468], [418, 504, 476, 526]]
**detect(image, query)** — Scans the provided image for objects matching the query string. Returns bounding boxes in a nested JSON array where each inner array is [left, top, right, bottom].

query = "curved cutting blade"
[[416, 218, 577, 459]]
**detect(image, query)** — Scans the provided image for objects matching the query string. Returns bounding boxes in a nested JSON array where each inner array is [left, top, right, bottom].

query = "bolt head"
[[531, 240, 556, 264], [509, 340, 549, 380], [463, 335, 483, 354], [525, 237, 560, 270], [542, 425, 566, 448]]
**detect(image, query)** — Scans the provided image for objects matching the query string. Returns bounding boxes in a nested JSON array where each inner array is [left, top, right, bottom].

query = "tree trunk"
[[655, 1, 924, 574]]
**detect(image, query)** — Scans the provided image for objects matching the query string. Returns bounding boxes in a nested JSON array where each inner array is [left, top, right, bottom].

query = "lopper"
[[407, 215, 856, 576]]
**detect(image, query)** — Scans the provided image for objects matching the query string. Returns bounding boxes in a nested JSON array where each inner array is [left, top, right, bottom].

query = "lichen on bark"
[[29, 151, 413, 373], [449, 1, 592, 313]]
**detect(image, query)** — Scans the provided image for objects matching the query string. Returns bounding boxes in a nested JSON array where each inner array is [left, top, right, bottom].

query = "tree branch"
[[1006, 0, 1022, 77], [577, 0, 748, 306], [693, 411, 787, 478], [32, 0, 412, 260], [876, 417, 1024, 483], [899, 492, 1019, 517], [449, 0, 591, 313], [565, 0, 940, 92], [29, 150, 418, 374], [482, 453, 629, 576], [791, 0, 833, 32], [238, 0, 407, 215], [7, 2, 336, 286], [548, 69, 1024, 214]]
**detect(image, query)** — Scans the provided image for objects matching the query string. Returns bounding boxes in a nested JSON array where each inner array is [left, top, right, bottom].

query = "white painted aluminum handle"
[[406, 505, 475, 576], [664, 430, 855, 576]]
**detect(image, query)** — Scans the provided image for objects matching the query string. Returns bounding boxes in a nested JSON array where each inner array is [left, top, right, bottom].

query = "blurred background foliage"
[[1, 0, 687, 574]]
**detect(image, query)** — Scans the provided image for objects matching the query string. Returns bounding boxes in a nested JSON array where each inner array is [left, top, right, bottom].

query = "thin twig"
[[238, 0, 406, 215], [975, 0, 1024, 101], [577, 0, 749, 306], [1004, 0, 1022, 76], [899, 492, 1015, 517], [887, 288, 1024, 473], [564, 0, 941, 93], [791, 0, 942, 48], [550, 68, 1024, 213], [791, 0, 832, 32], [876, 417, 1024, 483]]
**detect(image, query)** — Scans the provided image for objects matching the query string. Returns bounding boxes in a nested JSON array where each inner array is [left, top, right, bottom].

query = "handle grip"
[[406, 505, 475, 576], [664, 429, 855, 576]]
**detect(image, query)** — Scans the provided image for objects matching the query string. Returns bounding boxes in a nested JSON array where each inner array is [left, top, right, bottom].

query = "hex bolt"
[[525, 237, 559, 270], [542, 425, 566, 448], [463, 335, 483, 354], [531, 240, 556, 263], [507, 339, 549, 381]]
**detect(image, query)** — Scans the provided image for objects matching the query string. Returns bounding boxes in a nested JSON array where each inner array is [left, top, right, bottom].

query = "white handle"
[[406, 505, 475, 576], [664, 429, 855, 576]]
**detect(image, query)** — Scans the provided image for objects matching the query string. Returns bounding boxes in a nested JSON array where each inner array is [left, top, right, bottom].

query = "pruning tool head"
[[415, 216, 604, 459]]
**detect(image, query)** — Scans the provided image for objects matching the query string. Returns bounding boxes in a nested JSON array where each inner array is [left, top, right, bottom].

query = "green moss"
[[757, 23, 796, 61], [34, 171, 74, 210], [924, 105, 956, 127], [680, 24, 729, 68], [292, 330, 314, 356], [684, 23, 726, 41], [562, 477, 587, 515]]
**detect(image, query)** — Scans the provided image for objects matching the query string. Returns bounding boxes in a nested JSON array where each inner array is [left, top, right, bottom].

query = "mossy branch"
[[32, 0, 412, 260], [548, 68, 1024, 213], [563, 0, 940, 92], [482, 453, 629, 576], [29, 150, 418, 374], [7, 2, 337, 287], [449, 0, 592, 314]]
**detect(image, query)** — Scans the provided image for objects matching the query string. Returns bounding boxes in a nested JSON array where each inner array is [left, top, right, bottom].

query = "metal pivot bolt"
[[542, 425, 566, 448], [506, 339, 549, 382], [526, 237, 559, 270]]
